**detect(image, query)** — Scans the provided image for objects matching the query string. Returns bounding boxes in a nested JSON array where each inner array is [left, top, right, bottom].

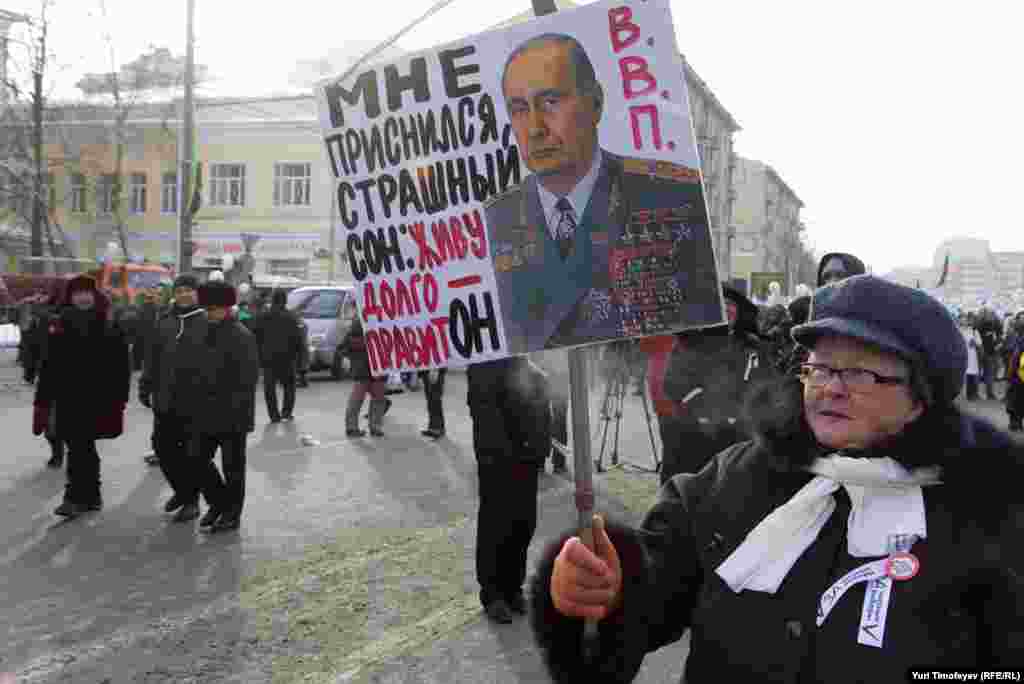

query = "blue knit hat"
[[792, 275, 967, 405]]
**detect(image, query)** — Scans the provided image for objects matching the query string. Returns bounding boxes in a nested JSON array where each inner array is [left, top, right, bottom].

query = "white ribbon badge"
[[816, 559, 888, 627]]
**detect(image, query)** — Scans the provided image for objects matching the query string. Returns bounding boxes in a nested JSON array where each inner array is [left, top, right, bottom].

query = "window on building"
[[129, 172, 147, 214], [71, 173, 87, 213], [273, 163, 312, 206], [209, 163, 245, 207], [97, 174, 118, 214], [267, 258, 309, 281], [161, 172, 178, 214]]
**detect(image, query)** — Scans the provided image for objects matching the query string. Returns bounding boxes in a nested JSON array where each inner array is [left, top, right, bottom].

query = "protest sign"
[[316, 0, 724, 374]]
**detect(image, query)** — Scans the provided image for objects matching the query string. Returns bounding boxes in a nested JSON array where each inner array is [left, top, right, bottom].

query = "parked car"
[[286, 285, 358, 380]]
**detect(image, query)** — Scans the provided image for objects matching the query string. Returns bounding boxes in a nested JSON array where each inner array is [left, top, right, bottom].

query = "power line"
[[332, 0, 465, 88], [196, 0, 468, 123]]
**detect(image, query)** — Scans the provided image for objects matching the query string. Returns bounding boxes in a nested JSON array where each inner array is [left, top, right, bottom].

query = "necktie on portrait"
[[555, 197, 577, 261]]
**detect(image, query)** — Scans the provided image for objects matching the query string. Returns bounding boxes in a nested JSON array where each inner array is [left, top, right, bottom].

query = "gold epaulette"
[[622, 158, 701, 183]]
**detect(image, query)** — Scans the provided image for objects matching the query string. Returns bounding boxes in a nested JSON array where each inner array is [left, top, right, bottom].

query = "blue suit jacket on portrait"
[[484, 151, 627, 355]]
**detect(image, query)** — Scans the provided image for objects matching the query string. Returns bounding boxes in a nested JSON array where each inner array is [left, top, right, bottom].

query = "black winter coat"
[[133, 301, 159, 346], [664, 327, 775, 422], [530, 397, 1024, 683], [139, 305, 209, 417], [35, 306, 131, 441], [338, 318, 371, 381], [252, 307, 304, 368], [467, 357, 551, 466], [191, 318, 260, 434]]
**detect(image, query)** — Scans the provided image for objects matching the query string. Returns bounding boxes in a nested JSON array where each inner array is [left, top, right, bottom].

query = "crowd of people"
[[16, 271, 458, 529], [12, 250, 1024, 675]]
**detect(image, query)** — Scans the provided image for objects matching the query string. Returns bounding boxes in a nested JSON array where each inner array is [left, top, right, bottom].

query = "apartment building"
[[730, 156, 805, 294]]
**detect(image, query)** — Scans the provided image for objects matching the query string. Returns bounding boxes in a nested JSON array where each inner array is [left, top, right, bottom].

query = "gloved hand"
[[32, 403, 50, 436], [550, 514, 623, 620], [139, 391, 152, 409]]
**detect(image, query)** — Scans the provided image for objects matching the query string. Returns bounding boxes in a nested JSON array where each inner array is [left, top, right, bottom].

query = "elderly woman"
[[531, 275, 1022, 682]]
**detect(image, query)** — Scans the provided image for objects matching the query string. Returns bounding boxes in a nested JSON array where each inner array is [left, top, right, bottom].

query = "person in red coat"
[[33, 275, 130, 517], [637, 334, 684, 485]]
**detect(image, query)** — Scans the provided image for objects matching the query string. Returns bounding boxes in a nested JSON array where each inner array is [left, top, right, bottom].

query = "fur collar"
[[744, 376, 1023, 526]]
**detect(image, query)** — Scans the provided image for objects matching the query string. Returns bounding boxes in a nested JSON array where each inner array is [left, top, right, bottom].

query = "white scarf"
[[715, 455, 942, 594]]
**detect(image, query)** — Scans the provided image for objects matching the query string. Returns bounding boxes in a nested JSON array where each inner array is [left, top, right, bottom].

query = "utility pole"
[[29, 7, 45, 272], [178, 0, 196, 275], [528, 0, 600, 663]]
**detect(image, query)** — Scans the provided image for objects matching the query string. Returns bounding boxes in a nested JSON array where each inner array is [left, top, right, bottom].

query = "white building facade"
[[730, 156, 805, 294], [681, 57, 741, 280]]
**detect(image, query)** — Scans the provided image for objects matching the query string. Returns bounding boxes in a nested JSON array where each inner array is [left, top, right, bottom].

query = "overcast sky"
[[4, 0, 1021, 275]]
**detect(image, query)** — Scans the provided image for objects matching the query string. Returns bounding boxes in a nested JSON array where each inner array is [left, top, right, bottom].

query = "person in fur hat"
[[33, 274, 131, 516], [531, 275, 1022, 682], [191, 280, 259, 532], [139, 273, 209, 522]]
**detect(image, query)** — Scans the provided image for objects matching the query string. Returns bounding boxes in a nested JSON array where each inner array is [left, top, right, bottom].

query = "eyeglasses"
[[798, 363, 909, 391]]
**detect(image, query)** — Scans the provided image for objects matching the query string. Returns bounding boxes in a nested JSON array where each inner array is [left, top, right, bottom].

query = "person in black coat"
[[22, 290, 65, 468], [778, 294, 813, 377], [974, 308, 1003, 401], [468, 356, 551, 624], [817, 251, 867, 286], [191, 281, 260, 532], [531, 275, 1022, 682], [252, 289, 303, 422], [33, 275, 130, 517], [139, 273, 209, 522], [661, 284, 775, 482]]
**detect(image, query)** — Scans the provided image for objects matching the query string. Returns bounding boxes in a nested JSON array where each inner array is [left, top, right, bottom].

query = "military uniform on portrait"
[[484, 152, 720, 355]]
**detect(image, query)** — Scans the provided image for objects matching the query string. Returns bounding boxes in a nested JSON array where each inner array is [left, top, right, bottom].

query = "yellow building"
[[189, 96, 340, 281], [6, 97, 347, 280]]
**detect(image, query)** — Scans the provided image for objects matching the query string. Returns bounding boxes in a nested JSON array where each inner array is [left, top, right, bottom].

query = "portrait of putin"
[[484, 33, 718, 354], [502, 34, 604, 197]]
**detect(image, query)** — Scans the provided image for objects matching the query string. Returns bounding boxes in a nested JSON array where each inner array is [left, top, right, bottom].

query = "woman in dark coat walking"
[[340, 317, 387, 437], [532, 276, 1022, 682], [33, 275, 130, 517]]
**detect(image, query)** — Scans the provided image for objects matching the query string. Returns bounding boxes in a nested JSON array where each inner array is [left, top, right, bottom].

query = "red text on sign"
[[409, 209, 487, 271], [608, 6, 640, 52]]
